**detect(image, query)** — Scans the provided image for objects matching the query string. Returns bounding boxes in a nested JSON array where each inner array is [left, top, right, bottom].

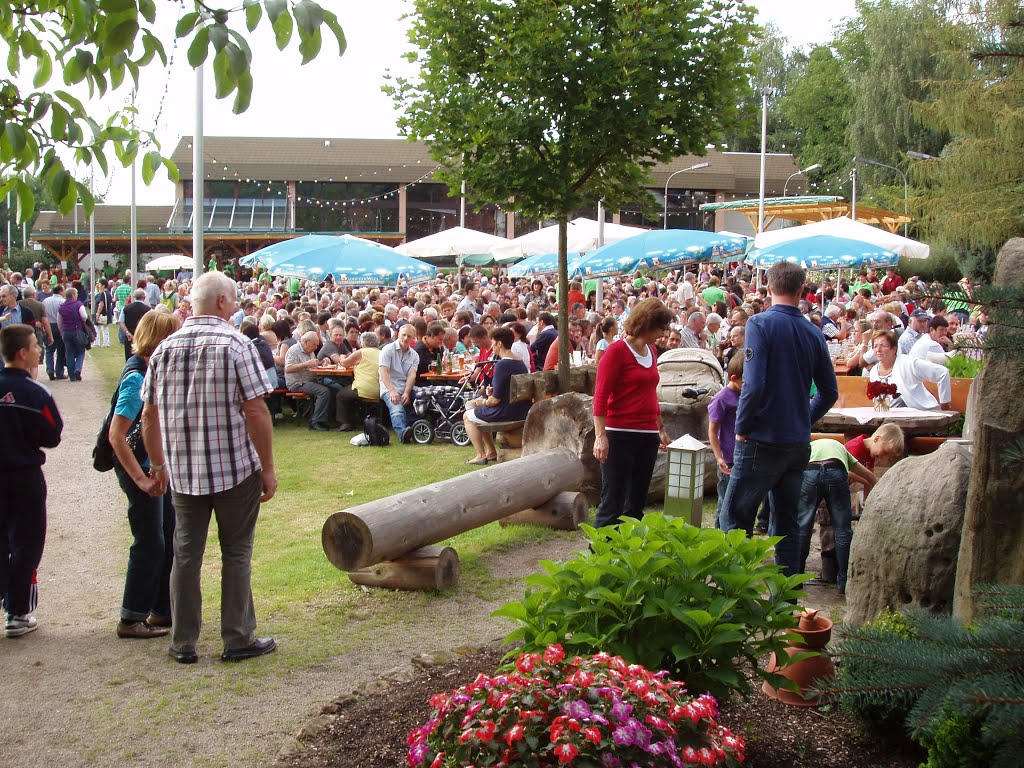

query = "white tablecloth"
[[828, 406, 943, 425]]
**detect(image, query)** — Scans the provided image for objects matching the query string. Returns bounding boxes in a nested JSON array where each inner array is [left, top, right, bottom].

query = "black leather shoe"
[[309, 423, 329, 432], [168, 647, 198, 664], [222, 637, 277, 662], [402, 426, 414, 444]]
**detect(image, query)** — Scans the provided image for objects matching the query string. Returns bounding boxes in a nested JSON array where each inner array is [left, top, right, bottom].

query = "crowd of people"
[[0, 250, 986, 643]]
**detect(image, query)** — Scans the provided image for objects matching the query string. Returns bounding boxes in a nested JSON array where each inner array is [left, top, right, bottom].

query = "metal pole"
[[596, 200, 605, 310], [193, 63, 205, 277], [89, 176, 96, 317], [757, 93, 767, 234], [851, 167, 857, 221], [130, 155, 138, 282], [459, 180, 466, 228], [6, 191, 10, 257]]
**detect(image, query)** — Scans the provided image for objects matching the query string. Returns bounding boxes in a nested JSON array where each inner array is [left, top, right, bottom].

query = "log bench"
[[475, 419, 527, 463]]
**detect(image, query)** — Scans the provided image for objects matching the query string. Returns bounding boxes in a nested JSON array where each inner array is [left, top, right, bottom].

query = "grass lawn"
[[90, 344, 576, 666]]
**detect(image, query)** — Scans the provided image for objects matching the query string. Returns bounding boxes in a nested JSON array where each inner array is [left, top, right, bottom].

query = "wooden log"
[[510, 370, 558, 402], [322, 448, 584, 570], [522, 392, 601, 502], [496, 430, 523, 449], [500, 491, 589, 530], [346, 545, 460, 591]]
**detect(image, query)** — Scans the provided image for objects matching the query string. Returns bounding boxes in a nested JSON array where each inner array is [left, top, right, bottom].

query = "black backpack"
[[363, 416, 390, 447], [93, 356, 148, 472]]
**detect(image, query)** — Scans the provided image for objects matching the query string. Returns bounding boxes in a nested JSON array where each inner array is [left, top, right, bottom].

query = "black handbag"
[[93, 357, 149, 472]]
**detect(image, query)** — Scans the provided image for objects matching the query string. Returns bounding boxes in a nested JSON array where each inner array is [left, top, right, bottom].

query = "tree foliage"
[[838, 0, 952, 178], [0, 0, 346, 221], [388, 0, 756, 385], [912, 0, 1024, 265], [779, 46, 854, 196], [723, 22, 797, 153]]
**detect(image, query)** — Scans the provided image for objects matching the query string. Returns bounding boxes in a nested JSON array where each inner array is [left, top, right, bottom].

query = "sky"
[[97, 0, 858, 207]]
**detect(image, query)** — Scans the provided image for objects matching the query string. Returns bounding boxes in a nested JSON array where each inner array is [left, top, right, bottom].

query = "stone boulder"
[[845, 441, 972, 626]]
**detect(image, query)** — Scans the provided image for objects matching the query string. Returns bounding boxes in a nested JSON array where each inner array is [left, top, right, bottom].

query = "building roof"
[[170, 137, 803, 193]]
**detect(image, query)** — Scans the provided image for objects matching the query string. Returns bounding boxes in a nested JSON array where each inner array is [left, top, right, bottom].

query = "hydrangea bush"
[[407, 644, 745, 768]]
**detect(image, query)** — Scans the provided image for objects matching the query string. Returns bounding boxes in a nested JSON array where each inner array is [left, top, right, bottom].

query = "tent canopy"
[[752, 216, 930, 260]]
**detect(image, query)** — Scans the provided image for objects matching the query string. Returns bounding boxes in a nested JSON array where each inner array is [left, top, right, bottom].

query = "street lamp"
[[663, 162, 711, 229], [853, 155, 909, 237], [783, 163, 822, 197], [906, 151, 936, 161]]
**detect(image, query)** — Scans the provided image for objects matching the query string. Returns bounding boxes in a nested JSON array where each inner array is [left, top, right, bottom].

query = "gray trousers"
[[169, 471, 262, 653], [289, 380, 333, 425]]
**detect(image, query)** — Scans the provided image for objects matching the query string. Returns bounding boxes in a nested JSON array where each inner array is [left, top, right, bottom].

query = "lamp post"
[[783, 163, 822, 197], [853, 156, 909, 237], [663, 162, 710, 229]]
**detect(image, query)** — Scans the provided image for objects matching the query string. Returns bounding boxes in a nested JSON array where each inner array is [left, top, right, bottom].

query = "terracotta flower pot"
[[762, 610, 837, 707]]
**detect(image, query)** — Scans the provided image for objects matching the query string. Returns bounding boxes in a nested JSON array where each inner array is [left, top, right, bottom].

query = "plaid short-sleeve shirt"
[[142, 315, 272, 495]]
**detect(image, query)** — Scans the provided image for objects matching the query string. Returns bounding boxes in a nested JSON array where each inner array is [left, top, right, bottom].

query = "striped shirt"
[[142, 315, 272, 495]]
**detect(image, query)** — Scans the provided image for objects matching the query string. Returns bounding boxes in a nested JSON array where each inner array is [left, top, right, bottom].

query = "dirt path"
[[1, 358, 585, 768]]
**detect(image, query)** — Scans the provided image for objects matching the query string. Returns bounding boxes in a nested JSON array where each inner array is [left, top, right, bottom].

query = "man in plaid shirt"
[[142, 271, 278, 664]]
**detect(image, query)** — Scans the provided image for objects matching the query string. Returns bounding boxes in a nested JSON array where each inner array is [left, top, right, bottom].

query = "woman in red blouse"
[[592, 298, 675, 529]]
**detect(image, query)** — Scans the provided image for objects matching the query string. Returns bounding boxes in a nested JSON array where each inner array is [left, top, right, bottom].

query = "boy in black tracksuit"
[[0, 323, 63, 638]]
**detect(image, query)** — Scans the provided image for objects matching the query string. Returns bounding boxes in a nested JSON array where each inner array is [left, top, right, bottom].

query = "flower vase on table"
[[866, 381, 899, 412]]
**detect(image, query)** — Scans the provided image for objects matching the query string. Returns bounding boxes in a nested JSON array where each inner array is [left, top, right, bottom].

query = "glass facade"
[[181, 180, 290, 231], [405, 183, 502, 240], [294, 181, 397, 233]]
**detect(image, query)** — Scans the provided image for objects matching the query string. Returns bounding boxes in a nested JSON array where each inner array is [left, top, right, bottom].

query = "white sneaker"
[[5, 614, 38, 637]]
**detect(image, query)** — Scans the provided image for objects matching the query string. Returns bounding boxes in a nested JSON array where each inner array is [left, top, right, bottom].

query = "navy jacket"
[[529, 326, 558, 371], [0, 368, 64, 468], [735, 304, 838, 444]]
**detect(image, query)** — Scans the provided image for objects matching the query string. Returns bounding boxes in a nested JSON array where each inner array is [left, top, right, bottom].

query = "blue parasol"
[[746, 234, 898, 270], [570, 229, 749, 279], [239, 234, 436, 285]]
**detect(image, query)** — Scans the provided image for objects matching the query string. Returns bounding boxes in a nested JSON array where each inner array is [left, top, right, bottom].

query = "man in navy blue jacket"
[[719, 261, 838, 579], [0, 324, 63, 638]]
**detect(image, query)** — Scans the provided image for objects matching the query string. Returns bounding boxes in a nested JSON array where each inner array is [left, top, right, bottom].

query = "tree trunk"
[[500, 492, 589, 530], [347, 546, 460, 591], [521, 391, 601, 504], [322, 449, 584, 570], [953, 238, 1024, 621]]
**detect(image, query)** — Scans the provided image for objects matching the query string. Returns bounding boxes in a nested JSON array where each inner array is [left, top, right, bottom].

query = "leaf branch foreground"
[[0, 0, 346, 219]]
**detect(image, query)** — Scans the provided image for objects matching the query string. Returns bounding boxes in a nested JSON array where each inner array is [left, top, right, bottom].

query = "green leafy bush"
[[946, 354, 983, 379], [493, 513, 807, 700], [919, 708, 988, 768]]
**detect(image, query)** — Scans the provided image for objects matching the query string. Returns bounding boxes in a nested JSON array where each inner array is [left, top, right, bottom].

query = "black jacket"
[[0, 368, 63, 468]]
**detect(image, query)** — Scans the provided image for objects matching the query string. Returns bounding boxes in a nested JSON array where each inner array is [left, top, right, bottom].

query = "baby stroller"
[[409, 366, 480, 446]]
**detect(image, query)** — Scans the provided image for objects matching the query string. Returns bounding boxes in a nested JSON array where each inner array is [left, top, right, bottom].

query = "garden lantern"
[[664, 434, 707, 527]]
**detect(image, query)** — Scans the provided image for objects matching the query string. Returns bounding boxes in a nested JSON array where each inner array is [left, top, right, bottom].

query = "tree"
[[389, 0, 756, 387], [722, 23, 797, 154], [838, 0, 952, 178], [778, 46, 854, 197], [0, 1, 346, 221], [912, 0, 1024, 274]]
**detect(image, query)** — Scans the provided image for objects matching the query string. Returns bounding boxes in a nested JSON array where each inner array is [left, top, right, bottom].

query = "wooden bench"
[[474, 419, 527, 463]]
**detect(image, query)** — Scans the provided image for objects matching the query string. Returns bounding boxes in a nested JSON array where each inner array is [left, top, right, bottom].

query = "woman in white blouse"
[[869, 330, 951, 411]]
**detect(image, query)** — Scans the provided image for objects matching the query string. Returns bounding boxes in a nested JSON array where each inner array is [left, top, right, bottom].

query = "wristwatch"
[[150, 463, 166, 472]]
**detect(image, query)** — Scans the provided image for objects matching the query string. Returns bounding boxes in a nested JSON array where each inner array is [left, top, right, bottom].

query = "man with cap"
[[899, 310, 930, 356]]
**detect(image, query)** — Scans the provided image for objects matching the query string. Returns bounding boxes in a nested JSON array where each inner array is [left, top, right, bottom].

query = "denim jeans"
[[46, 329, 66, 378], [714, 465, 731, 529], [594, 430, 661, 529], [720, 438, 810, 578], [62, 333, 86, 378], [797, 462, 853, 590], [115, 465, 174, 622], [384, 394, 412, 437]]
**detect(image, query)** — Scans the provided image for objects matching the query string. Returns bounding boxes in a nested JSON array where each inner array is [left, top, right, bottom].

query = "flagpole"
[[756, 93, 767, 289]]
